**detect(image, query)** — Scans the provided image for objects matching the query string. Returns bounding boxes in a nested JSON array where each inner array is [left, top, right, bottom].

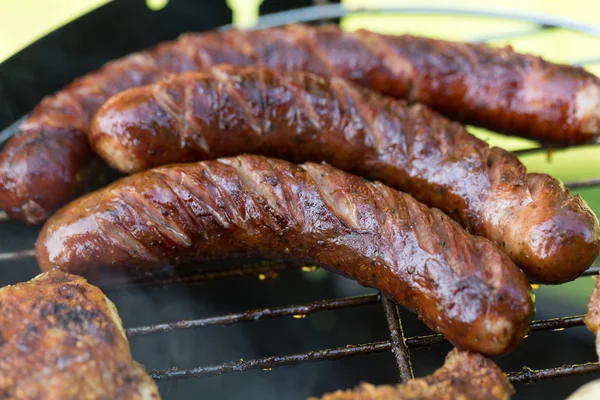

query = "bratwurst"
[[3, 24, 599, 223], [90, 66, 600, 283], [37, 155, 534, 356]]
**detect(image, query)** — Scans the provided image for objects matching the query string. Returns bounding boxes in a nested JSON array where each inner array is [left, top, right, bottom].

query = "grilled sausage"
[[312, 349, 514, 400], [3, 24, 599, 224], [90, 67, 600, 284], [0, 56, 169, 224], [0, 268, 160, 399], [36, 155, 534, 356]]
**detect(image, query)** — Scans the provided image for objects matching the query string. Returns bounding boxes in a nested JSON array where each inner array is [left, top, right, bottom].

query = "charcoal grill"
[[1, 1, 600, 399]]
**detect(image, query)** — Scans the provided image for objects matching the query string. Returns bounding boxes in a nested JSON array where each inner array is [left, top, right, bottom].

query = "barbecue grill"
[[1, 1, 600, 398]]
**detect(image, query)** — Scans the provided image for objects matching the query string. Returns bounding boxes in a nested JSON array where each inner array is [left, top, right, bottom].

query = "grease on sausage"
[[36, 155, 534, 356], [3, 24, 599, 223], [90, 67, 600, 284]]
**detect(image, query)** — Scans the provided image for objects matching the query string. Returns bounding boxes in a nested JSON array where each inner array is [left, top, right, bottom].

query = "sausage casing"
[[3, 24, 599, 223], [91, 66, 600, 284], [37, 155, 534, 356]]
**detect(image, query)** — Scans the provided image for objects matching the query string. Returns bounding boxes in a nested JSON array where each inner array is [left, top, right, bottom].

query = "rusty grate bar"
[[508, 363, 600, 384], [382, 297, 413, 382], [127, 294, 381, 336]]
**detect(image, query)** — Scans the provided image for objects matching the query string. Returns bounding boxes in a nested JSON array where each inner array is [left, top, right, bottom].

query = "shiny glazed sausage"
[[36, 155, 534, 356], [90, 66, 600, 284], [3, 24, 599, 223]]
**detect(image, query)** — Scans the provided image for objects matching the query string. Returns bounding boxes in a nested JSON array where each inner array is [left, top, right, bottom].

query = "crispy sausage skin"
[[90, 67, 600, 284], [36, 155, 534, 356], [2, 24, 599, 224]]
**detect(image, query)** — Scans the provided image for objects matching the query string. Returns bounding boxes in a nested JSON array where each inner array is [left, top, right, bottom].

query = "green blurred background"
[[0, 0, 599, 307]]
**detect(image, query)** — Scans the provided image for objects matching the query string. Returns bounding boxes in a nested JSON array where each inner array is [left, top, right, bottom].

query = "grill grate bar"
[[573, 57, 600, 66], [151, 341, 392, 380], [150, 339, 599, 382], [126, 294, 381, 336], [512, 143, 600, 156], [508, 363, 600, 384], [101, 261, 301, 291], [564, 178, 600, 190], [140, 313, 590, 382], [0, 249, 35, 262], [125, 298, 586, 340], [382, 297, 414, 382], [468, 25, 554, 44], [582, 266, 600, 277]]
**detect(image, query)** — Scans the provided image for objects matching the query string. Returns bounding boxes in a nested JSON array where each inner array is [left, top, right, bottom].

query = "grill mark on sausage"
[[225, 157, 287, 232], [331, 77, 386, 151], [200, 163, 250, 232], [113, 189, 192, 247], [93, 211, 156, 262], [163, 169, 229, 234], [284, 25, 341, 78], [279, 72, 322, 132], [303, 164, 362, 231], [212, 67, 263, 135]]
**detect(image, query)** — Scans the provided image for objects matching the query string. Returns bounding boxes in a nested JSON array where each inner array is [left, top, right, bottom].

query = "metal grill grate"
[[1, 4, 600, 398]]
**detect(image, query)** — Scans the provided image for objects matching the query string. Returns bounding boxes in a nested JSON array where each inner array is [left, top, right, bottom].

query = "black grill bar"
[[151, 336, 599, 382], [126, 299, 587, 340], [126, 294, 381, 337], [512, 143, 600, 157], [102, 261, 301, 291], [0, 249, 35, 262], [151, 341, 393, 380], [583, 266, 600, 277], [508, 363, 600, 384], [565, 178, 600, 190], [382, 297, 414, 382], [142, 309, 593, 382]]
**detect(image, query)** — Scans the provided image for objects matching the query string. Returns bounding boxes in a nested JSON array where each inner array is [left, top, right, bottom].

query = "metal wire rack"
[[1, 3, 600, 398]]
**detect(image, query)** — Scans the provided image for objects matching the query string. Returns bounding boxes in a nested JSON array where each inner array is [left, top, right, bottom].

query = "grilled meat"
[[3, 24, 599, 223], [0, 268, 159, 400], [584, 276, 600, 361], [312, 349, 514, 400], [90, 66, 600, 283], [36, 155, 534, 356]]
